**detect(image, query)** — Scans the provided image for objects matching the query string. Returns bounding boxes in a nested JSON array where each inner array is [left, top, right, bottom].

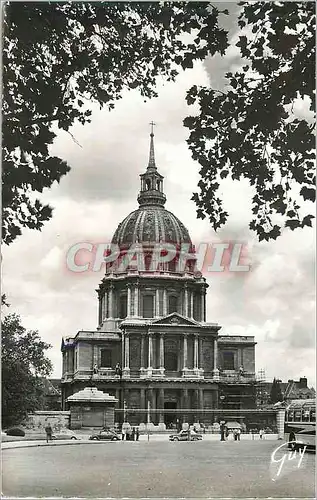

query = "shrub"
[[5, 427, 25, 436]]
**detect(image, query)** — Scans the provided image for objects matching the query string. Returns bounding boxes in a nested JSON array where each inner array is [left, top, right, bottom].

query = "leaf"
[[285, 219, 301, 230], [301, 215, 315, 227], [300, 186, 316, 202]]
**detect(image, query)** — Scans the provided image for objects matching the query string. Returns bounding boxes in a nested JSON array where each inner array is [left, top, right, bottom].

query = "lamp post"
[[115, 363, 123, 425]]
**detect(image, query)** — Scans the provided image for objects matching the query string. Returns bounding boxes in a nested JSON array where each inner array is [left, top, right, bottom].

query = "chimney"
[[299, 377, 307, 388]]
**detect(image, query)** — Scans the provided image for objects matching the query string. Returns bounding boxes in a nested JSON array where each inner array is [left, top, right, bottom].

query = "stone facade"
[[61, 131, 257, 427]]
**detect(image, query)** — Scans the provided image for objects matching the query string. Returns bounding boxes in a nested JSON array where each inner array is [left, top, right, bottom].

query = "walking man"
[[45, 423, 52, 443]]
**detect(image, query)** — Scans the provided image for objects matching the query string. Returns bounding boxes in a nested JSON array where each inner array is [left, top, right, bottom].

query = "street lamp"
[[115, 363, 123, 425]]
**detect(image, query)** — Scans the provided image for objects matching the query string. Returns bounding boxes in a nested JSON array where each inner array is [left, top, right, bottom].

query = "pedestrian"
[[126, 427, 132, 441], [259, 429, 264, 440], [234, 429, 238, 441], [121, 426, 126, 441], [45, 423, 52, 443], [236, 428, 241, 441], [220, 421, 226, 441], [131, 427, 135, 441], [136, 427, 139, 441]]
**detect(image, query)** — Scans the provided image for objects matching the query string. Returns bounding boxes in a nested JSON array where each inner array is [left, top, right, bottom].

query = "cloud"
[[2, 31, 315, 389]]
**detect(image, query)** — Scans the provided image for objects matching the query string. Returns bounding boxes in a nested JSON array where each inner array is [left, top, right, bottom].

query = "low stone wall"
[[23, 411, 70, 432]]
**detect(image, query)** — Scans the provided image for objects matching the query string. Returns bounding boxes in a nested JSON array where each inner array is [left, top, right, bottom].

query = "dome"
[[111, 127, 192, 250], [112, 206, 192, 247]]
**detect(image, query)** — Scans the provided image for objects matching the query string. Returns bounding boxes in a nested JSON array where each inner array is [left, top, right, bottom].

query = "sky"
[[2, 4, 315, 386]]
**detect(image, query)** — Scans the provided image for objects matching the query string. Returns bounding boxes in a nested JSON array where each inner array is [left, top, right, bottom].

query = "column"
[[198, 388, 204, 409], [140, 388, 146, 422], [103, 292, 107, 320], [194, 335, 199, 370], [121, 332, 125, 368], [122, 333, 130, 377], [127, 285, 131, 317], [155, 289, 160, 317], [147, 388, 153, 423], [108, 285, 114, 318], [151, 389, 156, 415], [158, 388, 164, 424], [134, 285, 139, 317], [159, 333, 165, 373], [199, 337, 203, 370], [201, 291, 205, 322], [140, 334, 145, 370], [140, 388, 146, 409], [148, 333, 153, 369], [213, 338, 217, 370], [93, 344, 99, 366], [124, 334, 130, 369], [182, 388, 189, 424], [182, 334, 188, 372], [98, 296, 102, 325], [190, 291, 194, 318], [212, 337, 219, 380], [184, 286, 188, 317], [163, 289, 167, 316]]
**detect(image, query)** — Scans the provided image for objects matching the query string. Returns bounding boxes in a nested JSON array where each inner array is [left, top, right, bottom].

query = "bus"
[[284, 399, 315, 450]]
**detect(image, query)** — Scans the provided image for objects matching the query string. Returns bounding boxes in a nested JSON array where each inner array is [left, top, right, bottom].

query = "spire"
[[147, 121, 157, 171], [137, 123, 166, 208]]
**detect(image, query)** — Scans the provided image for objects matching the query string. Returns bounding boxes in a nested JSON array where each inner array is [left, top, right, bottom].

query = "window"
[[193, 293, 202, 321], [288, 411, 294, 422], [310, 409, 315, 422], [168, 295, 178, 314], [145, 179, 151, 190], [168, 260, 176, 272], [294, 410, 301, 422], [100, 349, 112, 367], [223, 351, 235, 370], [165, 351, 178, 371], [303, 410, 310, 422], [119, 295, 127, 319], [143, 295, 154, 318]]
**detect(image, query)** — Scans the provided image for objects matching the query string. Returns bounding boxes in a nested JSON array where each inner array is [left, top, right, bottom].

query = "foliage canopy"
[[2, 313, 53, 427], [3, 2, 227, 244], [185, 2, 315, 241]]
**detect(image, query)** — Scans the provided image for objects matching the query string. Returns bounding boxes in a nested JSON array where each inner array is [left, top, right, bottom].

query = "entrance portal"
[[164, 402, 177, 429]]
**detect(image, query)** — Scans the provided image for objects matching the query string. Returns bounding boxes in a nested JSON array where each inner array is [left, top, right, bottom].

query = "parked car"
[[52, 430, 79, 440], [169, 430, 203, 441], [5, 427, 25, 437], [89, 429, 121, 441]]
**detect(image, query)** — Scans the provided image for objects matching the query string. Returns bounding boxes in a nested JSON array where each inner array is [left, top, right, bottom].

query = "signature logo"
[[270, 442, 307, 480]]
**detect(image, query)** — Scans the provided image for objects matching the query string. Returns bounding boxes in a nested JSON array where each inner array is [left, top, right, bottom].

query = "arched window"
[[145, 179, 151, 190], [156, 180, 160, 191], [168, 295, 178, 314], [143, 295, 154, 318], [119, 295, 127, 319]]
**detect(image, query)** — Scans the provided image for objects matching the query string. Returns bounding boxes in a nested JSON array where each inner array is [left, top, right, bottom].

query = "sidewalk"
[[2, 433, 278, 449]]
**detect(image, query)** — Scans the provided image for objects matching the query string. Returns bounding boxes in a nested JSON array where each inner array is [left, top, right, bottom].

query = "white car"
[[169, 430, 203, 441], [52, 430, 79, 440]]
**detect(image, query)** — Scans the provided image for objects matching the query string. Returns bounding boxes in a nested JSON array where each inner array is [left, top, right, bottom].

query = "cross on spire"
[[148, 121, 156, 170], [149, 121, 156, 137]]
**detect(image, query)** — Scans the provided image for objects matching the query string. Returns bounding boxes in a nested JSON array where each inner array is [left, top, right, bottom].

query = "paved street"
[[2, 439, 315, 498]]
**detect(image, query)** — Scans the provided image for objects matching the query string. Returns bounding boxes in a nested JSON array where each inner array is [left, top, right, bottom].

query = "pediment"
[[151, 312, 200, 327]]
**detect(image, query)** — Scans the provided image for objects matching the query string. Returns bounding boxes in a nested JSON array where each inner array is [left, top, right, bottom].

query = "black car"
[[89, 429, 121, 441]]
